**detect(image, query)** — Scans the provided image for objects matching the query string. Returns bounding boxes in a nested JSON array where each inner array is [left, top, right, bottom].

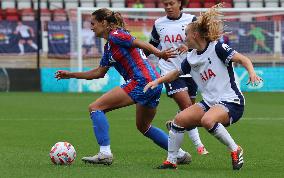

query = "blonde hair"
[[191, 3, 224, 42], [92, 8, 128, 31]]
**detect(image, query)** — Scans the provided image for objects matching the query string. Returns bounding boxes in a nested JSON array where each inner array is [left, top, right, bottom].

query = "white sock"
[[99, 145, 112, 155], [19, 44, 24, 53], [167, 130, 184, 164], [210, 123, 238, 152], [187, 127, 204, 149], [31, 43, 38, 50]]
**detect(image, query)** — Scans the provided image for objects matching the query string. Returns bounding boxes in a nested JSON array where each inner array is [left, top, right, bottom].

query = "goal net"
[[69, 7, 284, 92]]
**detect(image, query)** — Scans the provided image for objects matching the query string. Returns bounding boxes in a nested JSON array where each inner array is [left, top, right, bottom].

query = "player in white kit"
[[14, 21, 38, 55], [145, 0, 209, 157], [144, 4, 263, 170]]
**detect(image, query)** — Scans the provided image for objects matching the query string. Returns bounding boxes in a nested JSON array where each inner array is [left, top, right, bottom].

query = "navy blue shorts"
[[164, 77, 197, 98], [121, 79, 162, 108], [197, 100, 244, 126]]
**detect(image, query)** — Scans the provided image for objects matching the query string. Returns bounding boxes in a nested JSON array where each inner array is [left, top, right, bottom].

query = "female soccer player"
[[144, 4, 263, 170], [145, 0, 208, 155], [55, 8, 191, 165]]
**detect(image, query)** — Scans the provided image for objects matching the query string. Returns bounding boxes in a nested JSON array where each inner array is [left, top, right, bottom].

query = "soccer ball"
[[49, 141, 76, 165]]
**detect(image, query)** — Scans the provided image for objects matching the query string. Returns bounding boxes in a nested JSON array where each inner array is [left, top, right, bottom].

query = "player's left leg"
[[136, 104, 191, 165], [201, 104, 244, 170], [82, 87, 135, 165], [27, 40, 38, 50]]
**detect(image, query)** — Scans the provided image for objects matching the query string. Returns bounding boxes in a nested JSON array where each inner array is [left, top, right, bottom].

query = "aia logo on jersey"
[[164, 34, 183, 43], [200, 69, 216, 82]]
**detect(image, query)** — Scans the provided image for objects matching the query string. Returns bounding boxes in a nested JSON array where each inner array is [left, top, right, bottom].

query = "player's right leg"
[[82, 86, 134, 165], [165, 78, 209, 155], [157, 104, 205, 169]]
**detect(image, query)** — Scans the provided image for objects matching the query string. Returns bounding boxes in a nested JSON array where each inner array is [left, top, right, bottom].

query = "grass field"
[[0, 92, 283, 178]]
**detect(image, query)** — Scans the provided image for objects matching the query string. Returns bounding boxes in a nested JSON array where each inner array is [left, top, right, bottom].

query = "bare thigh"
[[174, 104, 206, 128], [89, 86, 135, 112], [136, 104, 156, 133], [201, 105, 230, 130], [172, 90, 192, 110]]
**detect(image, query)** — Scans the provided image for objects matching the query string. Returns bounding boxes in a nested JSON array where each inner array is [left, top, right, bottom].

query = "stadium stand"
[[234, 0, 248, 8], [264, 0, 280, 7], [64, 0, 79, 10], [249, 0, 264, 7], [17, 0, 32, 9], [80, 0, 95, 7], [1, 0, 16, 9], [32, 0, 48, 9], [112, 0, 126, 8], [49, 0, 64, 10], [96, 0, 111, 7]]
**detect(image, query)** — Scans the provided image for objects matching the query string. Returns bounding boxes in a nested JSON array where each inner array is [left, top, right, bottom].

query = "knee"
[[174, 113, 187, 128], [88, 103, 104, 113], [136, 123, 149, 134], [200, 116, 214, 130]]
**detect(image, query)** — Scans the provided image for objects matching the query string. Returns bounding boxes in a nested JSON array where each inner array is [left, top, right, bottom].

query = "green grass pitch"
[[0, 92, 283, 178]]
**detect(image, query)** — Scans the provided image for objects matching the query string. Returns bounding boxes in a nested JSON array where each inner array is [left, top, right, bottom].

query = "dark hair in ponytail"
[[92, 8, 128, 31]]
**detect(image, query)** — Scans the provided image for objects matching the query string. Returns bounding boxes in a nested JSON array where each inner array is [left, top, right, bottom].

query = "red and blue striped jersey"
[[99, 29, 160, 84]]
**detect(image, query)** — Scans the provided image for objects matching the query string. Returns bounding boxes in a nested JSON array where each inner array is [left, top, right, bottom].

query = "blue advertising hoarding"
[[41, 67, 284, 92]]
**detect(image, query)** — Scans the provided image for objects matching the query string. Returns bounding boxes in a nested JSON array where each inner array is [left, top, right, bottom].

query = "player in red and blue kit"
[[55, 8, 191, 165]]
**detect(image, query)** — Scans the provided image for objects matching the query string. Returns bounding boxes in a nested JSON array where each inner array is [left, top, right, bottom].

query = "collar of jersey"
[[196, 42, 210, 55], [167, 13, 182, 20]]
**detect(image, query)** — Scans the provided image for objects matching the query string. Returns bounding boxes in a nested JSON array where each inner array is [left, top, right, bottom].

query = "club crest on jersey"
[[200, 69, 216, 82], [164, 34, 183, 43]]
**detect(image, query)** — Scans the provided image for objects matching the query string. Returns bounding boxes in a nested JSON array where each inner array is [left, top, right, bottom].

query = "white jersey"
[[16, 25, 30, 38], [180, 41, 245, 106], [150, 13, 196, 76]]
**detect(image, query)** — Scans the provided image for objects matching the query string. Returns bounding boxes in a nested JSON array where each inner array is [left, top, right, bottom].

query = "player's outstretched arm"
[[55, 66, 109, 80], [231, 53, 263, 86], [144, 70, 180, 92], [132, 39, 177, 60]]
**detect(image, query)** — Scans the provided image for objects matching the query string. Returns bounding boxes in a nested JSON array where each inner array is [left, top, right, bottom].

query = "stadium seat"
[[222, 0, 233, 7], [271, 15, 283, 21], [18, 0, 32, 9], [255, 16, 269, 21], [281, 0, 284, 6], [40, 8, 52, 21], [32, 0, 48, 9], [53, 9, 67, 21], [96, 0, 111, 7], [80, 0, 95, 7], [21, 8, 35, 21], [204, 2, 216, 8], [49, 0, 64, 10], [6, 15, 19, 21], [249, 0, 264, 7], [187, 2, 202, 8], [264, 0, 279, 7], [143, 2, 156, 8], [111, 0, 125, 7], [64, 0, 79, 10], [1, 0, 16, 9], [234, 0, 248, 8]]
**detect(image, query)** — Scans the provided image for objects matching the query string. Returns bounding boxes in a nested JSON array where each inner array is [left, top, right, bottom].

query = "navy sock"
[[90, 110, 110, 146], [144, 126, 168, 150]]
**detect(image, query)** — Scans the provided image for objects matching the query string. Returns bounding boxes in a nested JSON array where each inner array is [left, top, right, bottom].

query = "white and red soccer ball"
[[49, 142, 76, 165]]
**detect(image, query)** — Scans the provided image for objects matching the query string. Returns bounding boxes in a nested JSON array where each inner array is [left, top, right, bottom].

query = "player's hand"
[[246, 72, 263, 86], [157, 48, 177, 60], [55, 70, 71, 80], [143, 81, 158, 93], [177, 44, 188, 55]]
